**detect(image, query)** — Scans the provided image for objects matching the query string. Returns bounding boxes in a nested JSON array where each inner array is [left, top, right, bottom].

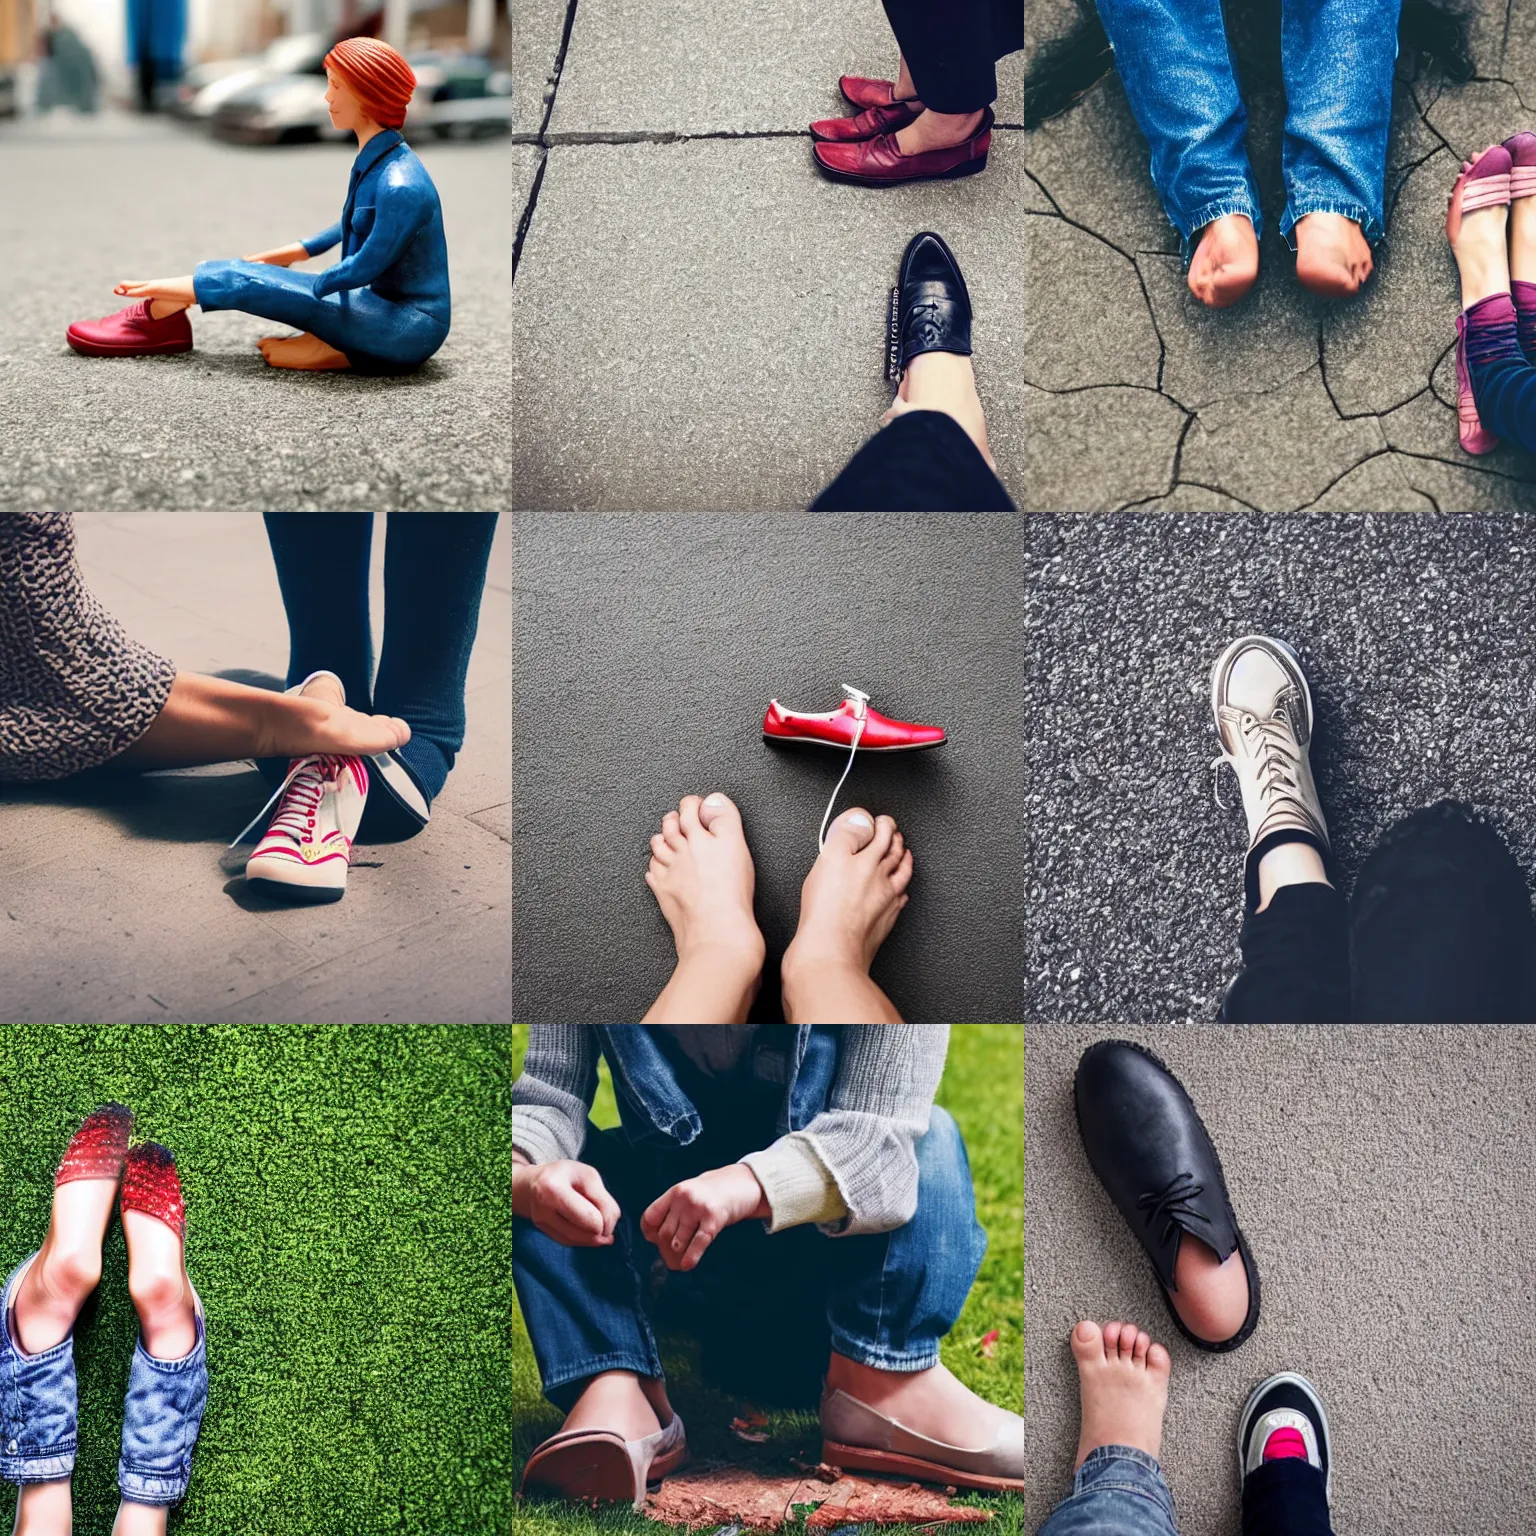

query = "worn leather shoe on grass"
[[520, 1413, 687, 1510], [820, 1387, 1024, 1494], [67, 301, 193, 357], [1074, 1039, 1261, 1352]]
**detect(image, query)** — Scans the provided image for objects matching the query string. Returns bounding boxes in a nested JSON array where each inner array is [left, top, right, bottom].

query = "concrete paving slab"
[[1022, 384, 1189, 511], [1026, 1024, 1536, 1536], [514, 0, 570, 137], [511, 514, 1023, 1025], [549, 0, 1020, 137], [0, 513, 511, 1025], [510, 136, 1023, 509], [1025, 512, 1536, 1022], [0, 134, 510, 512], [1018, 2, 1536, 511]]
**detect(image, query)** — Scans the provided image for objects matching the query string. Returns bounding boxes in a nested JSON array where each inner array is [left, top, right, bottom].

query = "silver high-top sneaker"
[[1238, 1371, 1333, 1504], [1210, 636, 1329, 881]]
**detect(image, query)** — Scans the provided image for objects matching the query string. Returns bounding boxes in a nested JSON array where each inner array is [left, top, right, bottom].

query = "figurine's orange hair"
[[324, 37, 417, 129]]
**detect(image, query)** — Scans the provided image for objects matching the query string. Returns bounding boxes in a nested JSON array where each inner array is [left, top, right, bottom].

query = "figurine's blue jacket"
[[192, 131, 451, 372]]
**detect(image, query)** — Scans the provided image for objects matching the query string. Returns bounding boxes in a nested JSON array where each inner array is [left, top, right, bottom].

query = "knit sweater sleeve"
[[512, 1026, 597, 1165], [740, 1025, 949, 1237]]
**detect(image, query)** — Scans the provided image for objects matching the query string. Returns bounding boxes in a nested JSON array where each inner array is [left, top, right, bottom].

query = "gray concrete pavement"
[[1024, 0, 1536, 511], [512, 513, 1022, 1024], [0, 513, 510, 1024], [512, 0, 1023, 509], [0, 127, 509, 512], [1026, 1024, 1536, 1536], [1026, 512, 1536, 1022]]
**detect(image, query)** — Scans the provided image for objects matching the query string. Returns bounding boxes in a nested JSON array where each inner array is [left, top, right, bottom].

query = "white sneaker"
[[244, 753, 369, 904]]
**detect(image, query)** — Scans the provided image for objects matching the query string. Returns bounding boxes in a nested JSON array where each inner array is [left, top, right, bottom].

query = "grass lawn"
[[513, 1026, 1023, 1535], [0, 1025, 511, 1536]]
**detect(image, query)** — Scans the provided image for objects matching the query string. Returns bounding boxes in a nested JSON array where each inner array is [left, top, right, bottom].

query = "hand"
[[640, 1164, 768, 1272], [241, 242, 310, 267], [514, 1159, 621, 1248]]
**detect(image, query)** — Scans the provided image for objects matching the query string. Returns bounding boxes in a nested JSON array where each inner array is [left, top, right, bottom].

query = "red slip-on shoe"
[[840, 74, 897, 109], [763, 685, 947, 752], [67, 300, 193, 358], [1446, 145, 1513, 455], [813, 109, 993, 187], [811, 98, 921, 143], [1506, 131, 1536, 201]]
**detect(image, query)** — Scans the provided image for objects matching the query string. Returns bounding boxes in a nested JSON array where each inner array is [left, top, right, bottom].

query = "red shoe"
[[813, 109, 992, 187], [67, 300, 193, 358], [763, 685, 947, 752], [811, 98, 921, 143], [840, 74, 897, 109]]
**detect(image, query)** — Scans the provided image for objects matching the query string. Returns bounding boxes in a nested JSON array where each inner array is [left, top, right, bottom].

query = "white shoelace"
[[817, 685, 870, 851]]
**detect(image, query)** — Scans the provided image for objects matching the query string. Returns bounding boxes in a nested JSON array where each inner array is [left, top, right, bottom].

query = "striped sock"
[[121, 1143, 186, 1240], [56, 1104, 133, 1186]]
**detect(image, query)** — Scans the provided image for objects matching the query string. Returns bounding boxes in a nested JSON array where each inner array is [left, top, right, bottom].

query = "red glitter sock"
[[120, 1143, 186, 1240], [55, 1103, 133, 1187]]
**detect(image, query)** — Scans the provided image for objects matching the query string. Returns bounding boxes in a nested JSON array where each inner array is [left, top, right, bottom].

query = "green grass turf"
[[0, 1025, 511, 1536], [512, 1026, 1022, 1536]]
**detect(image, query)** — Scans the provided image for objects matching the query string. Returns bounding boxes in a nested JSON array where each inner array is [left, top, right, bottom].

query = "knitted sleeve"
[[740, 1025, 949, 1236], [512, 1026, 597, 1165]]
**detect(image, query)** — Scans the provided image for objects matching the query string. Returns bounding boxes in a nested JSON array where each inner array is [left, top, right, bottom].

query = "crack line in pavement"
[[512, 150, 547, 287], [512, 0, 581, 290]]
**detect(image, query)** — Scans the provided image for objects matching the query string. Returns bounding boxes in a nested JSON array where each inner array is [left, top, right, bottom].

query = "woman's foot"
[[781, 808, 912, 1024], [1171, 1234, 1252, 1343], [1070, 1320, 1171, 1472], [559, 1371, 675, 1442], [894, 106, 985, 156], [1447, 145, 1514, 309], [642, 793, 766, 1024], [1294, 212, 1374, 297], [257, 332, 351, 371], [1187, 214, 1259, 308], [260, 685, 410, 759], [825, 1354, 1017, 1454], [114, 276, 198, 307]]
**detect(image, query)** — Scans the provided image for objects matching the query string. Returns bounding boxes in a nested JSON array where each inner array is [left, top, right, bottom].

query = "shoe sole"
[[821, 1439, 1024, 1494], [812, 155, 988, 188], [246, 876, 346, 905], [520, 1434, 687, 1508], [66, 334, 193, 357], [763, 733, 946, 751], [1237, 1371, 1333, 1504], [1207, 633, 1314, 743]]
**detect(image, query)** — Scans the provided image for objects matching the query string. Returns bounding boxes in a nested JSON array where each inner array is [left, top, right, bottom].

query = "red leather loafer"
[[811, 98, 921, 143], [763, 686, 947, 752], [840, 74, 897, 109], [67, 301, 193, 358], [813, 109, 993, 187]]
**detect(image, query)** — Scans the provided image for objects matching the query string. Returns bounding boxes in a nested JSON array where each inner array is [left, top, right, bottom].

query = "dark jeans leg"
[[811, 411, 1015, 511], [1241, 1459, 1335, 1536], [1465, 302, 1536, 454], [1219, 882, 1352, 1022], [880, 0, 1023, 111], [1350, 800, 1536, 1022], [371, 512, 499, 804]]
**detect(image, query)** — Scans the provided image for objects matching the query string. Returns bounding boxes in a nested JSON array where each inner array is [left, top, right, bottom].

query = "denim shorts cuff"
[[133, 1336, 206, 1376], [1177, 199, 1263, 262], [542, 1350, 665, 1395], [118, 1469, 189, 1506], [1280, 201, 1383, 249], [826, 1337, 940, 1372], [2, 1449, 76, 1485], [1074, 1444, 1175, 1508]]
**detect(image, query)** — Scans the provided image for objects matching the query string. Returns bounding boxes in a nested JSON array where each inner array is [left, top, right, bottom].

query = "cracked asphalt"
[[1027, 512, 1536, 1021], [1024, 0, 1536, 511], [511, 0, 1024, 509]]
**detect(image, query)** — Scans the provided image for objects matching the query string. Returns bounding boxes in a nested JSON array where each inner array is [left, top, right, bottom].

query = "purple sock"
[[1464, 292, 1524, 370], [1513, 280, 1536, 365]]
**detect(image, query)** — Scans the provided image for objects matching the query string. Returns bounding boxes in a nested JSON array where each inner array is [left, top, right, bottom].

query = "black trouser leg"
[[879, 0, 1025, 112], [1242, 1460, 1335, 1536], [811, 410, 1016, 511], [1350, 799, 1536, 1022], [1219, 882, 1352, 1022]]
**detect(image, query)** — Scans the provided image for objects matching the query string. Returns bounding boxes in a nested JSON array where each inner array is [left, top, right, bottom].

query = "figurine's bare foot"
[[1187, 215, 1259, 308], [257, 332, 351, 371], [1294, 211, 1374, 298], [114, 276, 197, 306]]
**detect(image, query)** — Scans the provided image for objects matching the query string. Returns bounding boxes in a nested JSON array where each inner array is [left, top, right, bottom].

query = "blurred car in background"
[[209, 47, 510, 145], [175, 32, 328, 122]]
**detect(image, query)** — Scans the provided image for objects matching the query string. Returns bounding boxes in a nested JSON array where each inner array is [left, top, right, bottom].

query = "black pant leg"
[[1219, 882, 1352, 1022], [1241, 1460, 1335, 1536], [811, 410, 1016, 511], [1350, 800, 1536, 1023], [880, 0, 1023, 111]]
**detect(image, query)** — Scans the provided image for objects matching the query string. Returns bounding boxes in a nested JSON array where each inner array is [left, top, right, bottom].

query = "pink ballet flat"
[[1506, 132, 1536, 201], [1447, 145, 1513, 455]]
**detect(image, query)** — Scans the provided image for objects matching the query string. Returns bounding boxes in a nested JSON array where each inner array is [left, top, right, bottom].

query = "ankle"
[[39, 1237, 102, 1306], [781, 938, 864, 998]]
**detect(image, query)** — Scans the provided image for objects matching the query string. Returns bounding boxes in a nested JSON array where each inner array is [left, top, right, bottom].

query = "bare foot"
[[1294, 211, 1373, 298], [1070, 1320, 1171, 1472], [1169, 1235, 1251, 1343], [642, 792, 766, 1025], [258, 332, 351, 371], [826, 1354, 1019, 1453], [1448, 148, 1512, 310], [894, 106, 984, 155], [261, 690, 410, 759], [114, 275, 197, 306], [1187, 214, 1259, 308], [558, 1370, 675, 1442]]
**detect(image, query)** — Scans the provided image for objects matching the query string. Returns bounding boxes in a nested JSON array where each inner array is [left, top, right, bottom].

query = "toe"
[[1101, 1321, 1123, 1356], [1147, 1342, 1172, 1379], [1070, 1320, 1103, 1361], [868, 814, 897, 860], [678, 794, 704, 836], [661, 811, 685, 851], [1132, 1329, 1151, 1365], [881, 830, 905, 871], [826, 808, 876, 855], [650, 832, 673, 863], [890, 847, 915, 895], [699, 791, 742, 836], [1119, 1324, 1138, 1360]]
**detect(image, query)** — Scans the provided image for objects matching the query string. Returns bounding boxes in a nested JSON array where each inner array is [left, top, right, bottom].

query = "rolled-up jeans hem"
[[1176, 198, 1263, 262], [118, 1471, 189, 1506], [541, 1350, 667, 1398], [826, 1336, 941, 1372], [1280, 199, 1383, 249], [1, 1450, 76, 1484]]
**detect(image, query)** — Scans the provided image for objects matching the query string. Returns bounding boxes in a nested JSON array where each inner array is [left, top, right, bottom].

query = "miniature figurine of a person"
[[65, 38, 450, 373]]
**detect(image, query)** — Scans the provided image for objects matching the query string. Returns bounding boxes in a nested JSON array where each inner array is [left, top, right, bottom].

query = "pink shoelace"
[[267, 755, 359, 842]]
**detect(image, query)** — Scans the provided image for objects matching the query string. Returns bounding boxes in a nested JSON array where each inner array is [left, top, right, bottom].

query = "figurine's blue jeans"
[[193, 260, 449, 371], [1093, 0, 1399, 255], [513, 1033, 985, 1411]]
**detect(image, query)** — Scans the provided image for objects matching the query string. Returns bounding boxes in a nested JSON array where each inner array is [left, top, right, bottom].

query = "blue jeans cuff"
[[118, 1469, 190, 1506], [0, 1448, 76, 1485], [1177, 198, 1264, 262], [1075, 1444, 1177, 1510], [541, 1350, 667, 1397], [1280, 200, 1383, 249], [826, 1337, 940, 1373]]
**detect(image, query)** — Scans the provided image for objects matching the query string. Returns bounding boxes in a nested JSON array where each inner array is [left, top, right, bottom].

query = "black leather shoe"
[[1074, 1039, 1261, 1352], [886, 231, 973, 383]]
